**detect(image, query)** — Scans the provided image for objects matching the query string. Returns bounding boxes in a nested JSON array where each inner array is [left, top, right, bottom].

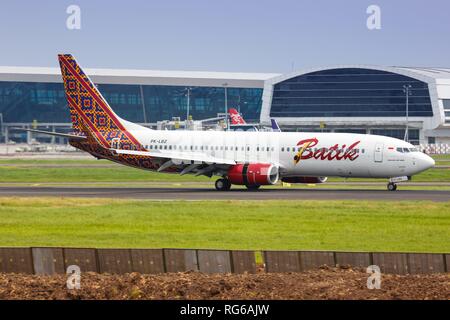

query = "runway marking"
[[0, 187, 448, 202]]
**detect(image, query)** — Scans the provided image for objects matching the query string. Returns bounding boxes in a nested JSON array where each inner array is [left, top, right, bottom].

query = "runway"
[[0, 186, 448, 201]]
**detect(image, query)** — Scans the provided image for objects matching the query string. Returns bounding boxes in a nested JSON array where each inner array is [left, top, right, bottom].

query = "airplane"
[[270, 119, 281, 132], [228, 108, 281, 133], [17, 54, 435, 192], [228, 108, 246, 125]]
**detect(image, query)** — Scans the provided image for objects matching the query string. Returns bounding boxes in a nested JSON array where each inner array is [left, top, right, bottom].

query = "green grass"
[[432, 154, 450, 161], [0, 162, 210, 183], [0, 159, 448, 183], [0, 198, 448, 253]]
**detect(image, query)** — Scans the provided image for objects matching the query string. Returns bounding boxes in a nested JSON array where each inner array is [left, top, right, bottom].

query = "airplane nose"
[[417, 153, 435, 171]]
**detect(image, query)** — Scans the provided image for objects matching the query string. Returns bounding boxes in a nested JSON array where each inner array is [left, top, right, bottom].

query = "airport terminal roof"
[[0, 66, 281, 89], [1, 65, 449, 88]]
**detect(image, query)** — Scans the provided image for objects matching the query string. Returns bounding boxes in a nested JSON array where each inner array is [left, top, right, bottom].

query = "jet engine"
[[281, 176, 328, 184], [228, 164, 279, 185]]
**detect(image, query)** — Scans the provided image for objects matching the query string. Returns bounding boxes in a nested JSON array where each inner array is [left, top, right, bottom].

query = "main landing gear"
[[215, 178, 231, 191], [214, 178, 261, 191], [387, 182, 397, 191]]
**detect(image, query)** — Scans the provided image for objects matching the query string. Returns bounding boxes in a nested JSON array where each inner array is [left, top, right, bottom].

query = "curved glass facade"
[[270, 68, 433, 117], [0, 81, 263, 124]]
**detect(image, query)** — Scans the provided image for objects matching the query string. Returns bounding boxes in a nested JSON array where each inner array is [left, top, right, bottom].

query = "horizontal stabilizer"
[[11, 128, 87, 140]]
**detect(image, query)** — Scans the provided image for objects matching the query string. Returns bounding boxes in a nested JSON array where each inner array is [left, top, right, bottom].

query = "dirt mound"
[[0, 267, 448, 300]]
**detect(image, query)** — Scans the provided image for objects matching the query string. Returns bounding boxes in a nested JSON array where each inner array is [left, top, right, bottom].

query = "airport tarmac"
[[0, 186, 448, 201]]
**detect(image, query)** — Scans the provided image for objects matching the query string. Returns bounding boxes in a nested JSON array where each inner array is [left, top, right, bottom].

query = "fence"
[[420, 144, 450, 154], [0, 247, 448, 275]]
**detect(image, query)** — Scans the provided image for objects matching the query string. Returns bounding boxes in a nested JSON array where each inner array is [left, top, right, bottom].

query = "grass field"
[[0, 197, 448, 253], [0, 158, 448, 183]]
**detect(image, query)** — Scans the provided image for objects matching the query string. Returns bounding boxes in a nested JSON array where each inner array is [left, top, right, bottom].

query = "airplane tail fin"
[[228, 108, 246, 125], [58, 54, 142, 150], [270, 119, 281, 132]]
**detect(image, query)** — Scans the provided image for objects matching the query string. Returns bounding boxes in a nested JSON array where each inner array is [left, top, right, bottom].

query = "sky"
[[0, 0, 449, 73]]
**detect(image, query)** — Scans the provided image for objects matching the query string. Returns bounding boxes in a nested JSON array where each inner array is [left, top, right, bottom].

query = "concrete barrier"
[[64, 248, 98, 273], [97, 249, 133, 274], [32, 247, 65, 275], [130, 249, 165, 274], [231, 250, 257, 274], [263, 251, 301, 273], [197, 250, 232, 274], [299, 251, 335, 271], [163, 249, 199, 273], [0, 247, 447, 275], [407, 253, 445, 274], [0, 247, 34, 274], [372, 252, 409, 275]]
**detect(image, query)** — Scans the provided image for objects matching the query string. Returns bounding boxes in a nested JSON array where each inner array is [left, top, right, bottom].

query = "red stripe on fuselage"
[[60, 56, 142, 148]]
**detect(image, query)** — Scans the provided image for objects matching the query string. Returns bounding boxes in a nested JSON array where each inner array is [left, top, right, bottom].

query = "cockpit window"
[[397, 147, 418, 153]]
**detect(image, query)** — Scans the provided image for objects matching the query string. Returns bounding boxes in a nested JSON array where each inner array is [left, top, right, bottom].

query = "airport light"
[[186, 87, 191, 121], [403, 84, 412, 141], [223, 83, 228, 130], [139, 85, 148, 124]]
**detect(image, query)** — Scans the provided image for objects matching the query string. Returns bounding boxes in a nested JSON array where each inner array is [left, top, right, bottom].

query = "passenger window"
[[281, 147, 284, 152], [396, 147, 403, 153], [287, 147, 290, 152], [403, 148, 410, 153]]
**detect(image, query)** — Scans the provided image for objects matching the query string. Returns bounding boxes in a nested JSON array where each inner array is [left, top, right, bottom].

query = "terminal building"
[[0, 64, 449, 146]]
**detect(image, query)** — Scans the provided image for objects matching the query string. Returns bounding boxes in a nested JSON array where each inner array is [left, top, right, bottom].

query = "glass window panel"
[[270, 68, 433, 118]]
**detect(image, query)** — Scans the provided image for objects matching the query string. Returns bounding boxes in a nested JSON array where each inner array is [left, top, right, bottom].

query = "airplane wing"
[[113, 148, 283, 178], [113, 148, 236, 165]]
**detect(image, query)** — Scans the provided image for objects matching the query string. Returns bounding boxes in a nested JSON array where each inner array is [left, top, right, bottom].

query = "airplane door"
[[374, 143, 383, 163]]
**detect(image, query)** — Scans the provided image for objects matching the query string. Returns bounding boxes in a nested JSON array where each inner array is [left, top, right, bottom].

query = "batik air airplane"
[[22, 54, 435, 191]]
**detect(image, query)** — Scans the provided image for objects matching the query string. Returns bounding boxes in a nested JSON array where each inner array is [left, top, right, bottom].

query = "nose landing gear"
[[387, 182, 397, 191]]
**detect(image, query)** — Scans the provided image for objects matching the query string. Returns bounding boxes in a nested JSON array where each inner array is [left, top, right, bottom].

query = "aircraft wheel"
[[215, 178, 231, 191], [246, 185, 261, 191], [387, 182, 397, 191]]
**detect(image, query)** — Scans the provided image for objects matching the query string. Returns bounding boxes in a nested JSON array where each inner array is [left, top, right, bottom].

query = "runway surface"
[[0, 186, 449, 201]]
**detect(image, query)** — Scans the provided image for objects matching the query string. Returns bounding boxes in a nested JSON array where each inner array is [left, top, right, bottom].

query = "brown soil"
[[0, 267, 448, 300]]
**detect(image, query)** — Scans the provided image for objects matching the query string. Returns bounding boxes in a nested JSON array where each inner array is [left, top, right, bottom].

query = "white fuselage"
[[126, 122, 435, 179]]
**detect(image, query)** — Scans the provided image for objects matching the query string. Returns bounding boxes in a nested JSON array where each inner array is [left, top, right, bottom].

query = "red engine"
[[228, 163, 279, 186], [281, 176, 328, 184]]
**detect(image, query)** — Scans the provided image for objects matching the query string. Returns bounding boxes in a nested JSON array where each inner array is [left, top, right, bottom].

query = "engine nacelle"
[[228, 163, 279, 185], [281, 176, 328, 184]]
